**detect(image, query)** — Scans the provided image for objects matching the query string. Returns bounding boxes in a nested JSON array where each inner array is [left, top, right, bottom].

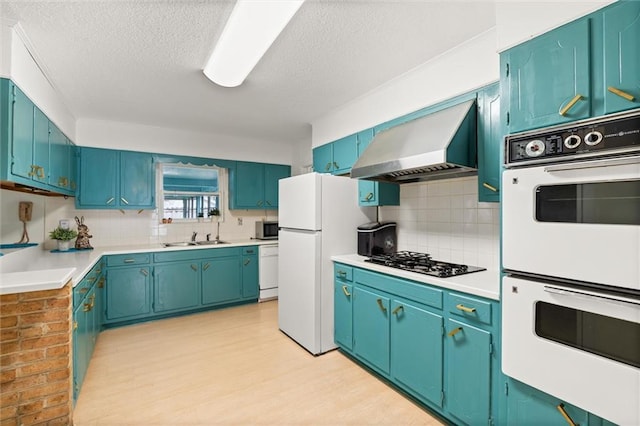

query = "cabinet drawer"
[[106, 253, 150, 267], [354, 269, 442, 310], [242, 246, 258, 256], [334, 264, 353, 282], [447, 293, 492, 326], [73, 279, 93, 307], [154, 247, 241, 263]]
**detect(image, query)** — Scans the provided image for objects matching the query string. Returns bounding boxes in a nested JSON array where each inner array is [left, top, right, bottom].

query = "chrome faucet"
[[191, 231, 197, 242]]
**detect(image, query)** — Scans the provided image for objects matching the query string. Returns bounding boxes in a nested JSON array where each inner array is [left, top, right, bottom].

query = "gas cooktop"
[[365, 251, 486, 278]]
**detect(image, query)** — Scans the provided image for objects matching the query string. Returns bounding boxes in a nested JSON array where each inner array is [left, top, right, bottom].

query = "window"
[[160, 164, 224, 221]]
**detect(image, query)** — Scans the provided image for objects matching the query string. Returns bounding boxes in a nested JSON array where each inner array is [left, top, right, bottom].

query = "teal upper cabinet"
[[312, 143, 333, 174], [477, 82, 501, 202], [503, 1, 640, 133], [48, 124, 70, 190], [77, 148, 118, 208], [119, 151, 155, 208], [503, 19, 591, 133], [263, 164, 290, 208], [602, 1, 640, 114], [312, 134, 357, 175], [229, 161, 290, 210], [0, 79, 76, 196], [32, 108, 51, 186], [332, 134, 358, 175], [76, 147, 155, 209]]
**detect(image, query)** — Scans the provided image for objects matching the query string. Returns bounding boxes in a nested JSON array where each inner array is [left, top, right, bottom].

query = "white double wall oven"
[[501, 109, 640, 426]]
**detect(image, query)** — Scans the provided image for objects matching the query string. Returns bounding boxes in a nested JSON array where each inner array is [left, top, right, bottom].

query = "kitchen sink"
[[162, 242, 197, 247], [162, 240, 229, 248], [195, 240, 228, 245]]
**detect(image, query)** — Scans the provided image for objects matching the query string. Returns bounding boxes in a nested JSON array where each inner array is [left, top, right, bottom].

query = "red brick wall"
[[0, 283, 72, 426]]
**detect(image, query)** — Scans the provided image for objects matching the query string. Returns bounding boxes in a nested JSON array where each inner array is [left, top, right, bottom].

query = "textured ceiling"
[[1, 1, 497, 145]]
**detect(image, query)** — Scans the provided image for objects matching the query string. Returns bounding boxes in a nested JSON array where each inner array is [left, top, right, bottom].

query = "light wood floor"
[[73, 301, 444, 425]]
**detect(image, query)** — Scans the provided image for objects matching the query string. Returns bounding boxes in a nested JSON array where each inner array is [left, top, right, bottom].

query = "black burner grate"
[[365, 251, 486, 278]]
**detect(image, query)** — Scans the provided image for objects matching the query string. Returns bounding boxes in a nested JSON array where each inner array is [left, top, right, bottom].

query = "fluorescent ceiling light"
[[203, 0, 305, 88]]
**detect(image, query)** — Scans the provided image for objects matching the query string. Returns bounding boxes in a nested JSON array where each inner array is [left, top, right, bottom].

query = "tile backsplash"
[[0, 189, 276, 250], [379, 176, 500, 270]]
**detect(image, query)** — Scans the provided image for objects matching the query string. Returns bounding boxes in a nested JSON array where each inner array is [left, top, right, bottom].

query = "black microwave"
[[255, 221, 278, 240]]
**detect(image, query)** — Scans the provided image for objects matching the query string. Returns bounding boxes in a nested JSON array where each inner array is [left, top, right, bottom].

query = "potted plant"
[[49, 227, 78, 252]]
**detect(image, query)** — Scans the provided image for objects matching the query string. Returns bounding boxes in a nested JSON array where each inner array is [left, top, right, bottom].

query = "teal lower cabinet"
[[503, 378, 619, 426], [154, 262, 200, 313], [105, 266, 152, 323], [391, 300, 443, 408], [202, 256, 241, 305], [104, 246, 258, 326], [505, 378, 590, 425], [241, 246, 258, 299], [334, 266, 354, 351], [446, 318, 491, 425], [72, 258, 104, 405], [353, 286, 390, 374], [334, 263, 500, 425]]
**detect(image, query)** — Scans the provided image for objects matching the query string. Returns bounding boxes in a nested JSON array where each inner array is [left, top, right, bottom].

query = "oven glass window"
[[535, 180, 640, 225], [535, 301, 640, 368]]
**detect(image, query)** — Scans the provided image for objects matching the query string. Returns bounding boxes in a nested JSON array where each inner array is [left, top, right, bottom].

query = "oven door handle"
[[544, 286, 640, 307], [543, 155, 640, 173]]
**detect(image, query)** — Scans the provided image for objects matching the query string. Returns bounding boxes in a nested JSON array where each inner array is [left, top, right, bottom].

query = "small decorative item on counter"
[[17, 201, 33, 243], [49, 226, 78, 252], [74, 216, 93, 249]]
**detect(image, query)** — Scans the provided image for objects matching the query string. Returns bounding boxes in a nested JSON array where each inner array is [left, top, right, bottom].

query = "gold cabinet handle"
[[243, 259, 251, 266], [456, 304, 476, 313], [341, 285, 351, 297], [266, 200, 272, 206], [106, 197, 115, 205], [333, 162, 339, 170], [482, 182, 498, 192], [190, 264, 198, 271], [559, 94, 584, 116], [79, 287, 89, 294], [97, 277, 105, 289], [365, 192, 373, 201], [121, 197, 129, 205], [556, 403, 578, 426], [448, 327, 463, 337], [203, 262, 211, 271], [73, 320, 78, 331], [140, 269, 148, 276], [87, 276, 97, 283], [325, 162, 331, 172], [607, 86, 635, 102], [337, 270, 347, 277], [392, 305, 404, 316], [28, 165, 37, 177], [123, 259, 135, 264], [36, 166, 45, 179], [83, 301, 93, 312], [376, 298, 387, 313], [257, 200, 263, 206]]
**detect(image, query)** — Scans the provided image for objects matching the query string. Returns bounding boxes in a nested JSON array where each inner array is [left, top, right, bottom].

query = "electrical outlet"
[[237, 218, 243, 226]]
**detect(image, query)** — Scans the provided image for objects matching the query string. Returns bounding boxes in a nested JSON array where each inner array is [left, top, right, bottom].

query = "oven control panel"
[[505, 109, 640, 165]]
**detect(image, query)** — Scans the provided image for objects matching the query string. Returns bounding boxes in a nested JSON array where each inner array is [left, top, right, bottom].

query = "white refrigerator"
[[278, 172, 374, 355]]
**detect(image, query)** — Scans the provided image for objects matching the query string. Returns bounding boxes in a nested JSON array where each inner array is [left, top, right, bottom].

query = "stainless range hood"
[[350, 99, 477, 183]]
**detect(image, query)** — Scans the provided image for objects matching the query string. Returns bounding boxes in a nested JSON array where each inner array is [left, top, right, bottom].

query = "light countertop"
[[331, 254, 500, 301], [0, 239, 277, 295]]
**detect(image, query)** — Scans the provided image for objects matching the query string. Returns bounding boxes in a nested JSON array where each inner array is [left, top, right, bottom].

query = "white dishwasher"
[[259, 243, 279, 301]]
